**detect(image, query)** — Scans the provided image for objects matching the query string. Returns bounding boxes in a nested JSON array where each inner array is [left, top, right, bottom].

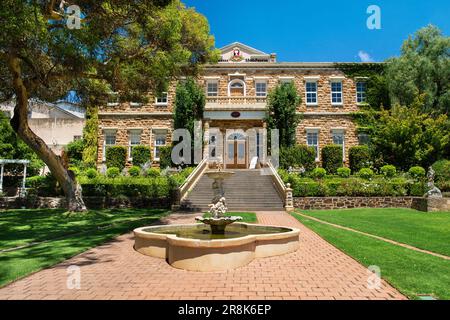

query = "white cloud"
[[358, 50, 374, 62]]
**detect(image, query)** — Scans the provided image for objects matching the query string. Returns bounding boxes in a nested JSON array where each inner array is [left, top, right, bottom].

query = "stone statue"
[[208, 197, 228, 219], [424, 166, 442, 198]]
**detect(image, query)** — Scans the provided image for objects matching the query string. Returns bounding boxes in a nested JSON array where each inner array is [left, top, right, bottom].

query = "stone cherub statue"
[[424, 166, 442, 198], [208, 197, 228, 218]]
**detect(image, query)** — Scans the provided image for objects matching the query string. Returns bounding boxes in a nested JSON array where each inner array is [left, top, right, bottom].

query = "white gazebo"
[[0, 159, 30, 197]]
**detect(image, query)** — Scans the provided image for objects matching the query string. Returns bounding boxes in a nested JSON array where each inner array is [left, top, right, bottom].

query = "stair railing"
[[174, 158, 208, 207], [265, 160, 294, 212]]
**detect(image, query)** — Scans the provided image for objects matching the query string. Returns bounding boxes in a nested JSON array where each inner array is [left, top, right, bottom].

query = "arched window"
[[228, 79, 246, 97], [227, 132, 246, 141]]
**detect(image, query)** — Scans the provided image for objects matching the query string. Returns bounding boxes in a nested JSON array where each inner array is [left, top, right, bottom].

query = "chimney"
[[270, 53, 277, 63]]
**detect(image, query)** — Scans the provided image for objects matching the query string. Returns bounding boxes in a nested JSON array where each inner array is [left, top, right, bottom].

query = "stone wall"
[[293, 196, 450, 212]]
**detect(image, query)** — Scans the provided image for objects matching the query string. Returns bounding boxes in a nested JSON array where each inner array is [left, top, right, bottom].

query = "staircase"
[[180, 169, 285, 211]]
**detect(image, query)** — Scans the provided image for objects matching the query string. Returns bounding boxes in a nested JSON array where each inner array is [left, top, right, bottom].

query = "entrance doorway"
[[226, 132, 246, 169]]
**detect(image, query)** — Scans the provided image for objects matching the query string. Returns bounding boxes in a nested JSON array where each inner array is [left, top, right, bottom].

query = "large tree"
[[386, 25, 450, 114], [265, 82, 301, 148], [0, 0, 217, 211]]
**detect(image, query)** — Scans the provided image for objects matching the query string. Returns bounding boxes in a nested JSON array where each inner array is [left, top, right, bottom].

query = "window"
[[331, 81, 343, 105], [305, 81, 318, 105], [209, 134, 217, 159], [255, 81, 267, 97], [73, 135, 82, 141], [103, 130, 116, 161], [306, 130, 319, 161], [228, 79, 245, 96], [358, 133, 370, 145], [155, 92, 168, 105], [128, 130, 142, 160], [153, 132, 167, 161], [207, 81, 218, 97], [356, 82, 367, 103], [332, 130, 345, 161]]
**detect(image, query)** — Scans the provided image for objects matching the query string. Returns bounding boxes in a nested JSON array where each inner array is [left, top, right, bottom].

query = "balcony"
[[205, 96, 267, 112]]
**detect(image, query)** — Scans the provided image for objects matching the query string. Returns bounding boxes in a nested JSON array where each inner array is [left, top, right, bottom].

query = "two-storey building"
[[97, 42, 367, 169]]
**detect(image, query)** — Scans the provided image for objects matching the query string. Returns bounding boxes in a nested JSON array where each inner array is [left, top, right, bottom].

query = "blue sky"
[[183, 0, 450, 62]]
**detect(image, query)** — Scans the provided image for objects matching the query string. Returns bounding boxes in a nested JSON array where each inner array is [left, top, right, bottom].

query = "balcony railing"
[[206, 96, 267, 104]]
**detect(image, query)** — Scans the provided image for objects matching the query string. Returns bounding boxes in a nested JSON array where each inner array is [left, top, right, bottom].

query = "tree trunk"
[[7, 54, 87, 212]]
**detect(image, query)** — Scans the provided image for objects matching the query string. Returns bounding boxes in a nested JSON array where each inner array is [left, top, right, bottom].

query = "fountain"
[[195, 168, 243, 234], [133, 163, 300, 271]]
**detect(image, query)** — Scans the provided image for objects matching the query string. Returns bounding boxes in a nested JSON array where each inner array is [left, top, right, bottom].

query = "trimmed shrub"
[[279, 145, 316, 171], [128, 166, 141, 177], [68, 167, 80, 177], [106, 146, 127, 171], [25, 173, 61, 197], [337, 167, 351, 178], [358, 168, 374, 180], [85, 168, 98, 179], [321, 145, 343, 174], [349, 146, 370, 173], [432, 160, 450, 182], [131, 146, 151, 167], [311, 167, 327, 179], [159, 145, 173, 169], [106, 167, 120, 178], [66, 139, 85, 165], [408, 166, 426, 179], [380, 165, 396, 178], [147, 168, 160, 177]]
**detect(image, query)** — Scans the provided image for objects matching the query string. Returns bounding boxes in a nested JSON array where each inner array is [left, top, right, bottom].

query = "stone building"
[[97, 42, 368, 169]]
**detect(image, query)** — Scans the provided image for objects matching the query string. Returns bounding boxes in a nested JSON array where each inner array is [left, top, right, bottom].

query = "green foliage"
[[0, 113, 43, 176], [131, 146, 151, 167], [386, 25, 450, 114], [174, 77, 205, 134], [408, 166, 426, 179], [432, 160, 450, 191], [66, 139, 85, 166], [147, 168, 161, 177], [106, 167, 120, 179], [349, 146, 371, 173], [279, 145, 316, 170], [371, 103, 450, 169], [358, 168, 375, 180], [265, 82, 302, 148], [128, 166, 141, 177], [105, 146, 127, 170], [82, 106, 98, 168], [26, 173, 61, 197], [85, 168, 98, 179], [311, 168, 327, 179], [159, 145, 173, 169], [380, 165, 397, 178], [321, 145, 343, 174], [337, 167, 351, 178]]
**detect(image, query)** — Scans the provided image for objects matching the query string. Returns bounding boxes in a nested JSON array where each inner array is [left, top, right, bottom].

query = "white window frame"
[[227, 79, 246, 97], [128, 129, 142, 161], [330, 80, 343, 106], [102, 129, 117, 161], [155, 92, 168, 106], [356, 81, 367, 104], [306, 129, 320, 161], [331, 129, 346, 162], [153, 130, 167, 161], [206, 80, 218, 97], [305, 81, 318, 106], [255, 80, 267, 97]]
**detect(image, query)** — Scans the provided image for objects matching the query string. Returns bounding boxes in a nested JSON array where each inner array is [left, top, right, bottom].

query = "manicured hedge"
[[131, 146, 151, 167], [280, 175, 426, 197], [321, 145, 343, 174], [106, 146, 127, 170], [279, 145, 316, 170], [349, 146, 370, 173], [432, 160, 450, 191]]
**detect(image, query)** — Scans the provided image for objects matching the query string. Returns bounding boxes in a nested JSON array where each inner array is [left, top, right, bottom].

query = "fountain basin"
[[134, 223, 300, 271]]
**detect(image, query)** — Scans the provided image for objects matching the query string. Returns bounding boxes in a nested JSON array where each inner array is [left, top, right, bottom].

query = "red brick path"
[[0, 212, 405, 300]]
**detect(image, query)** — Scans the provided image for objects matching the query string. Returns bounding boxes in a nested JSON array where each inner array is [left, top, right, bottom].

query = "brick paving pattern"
[[0, 211, 405, 300]]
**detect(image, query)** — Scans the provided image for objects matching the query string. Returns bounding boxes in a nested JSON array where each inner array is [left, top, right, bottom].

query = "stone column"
[[0, 164, 4, 195], [203, 120, 209, 161], [20, 163, 27, 198], [285, 183, 294, 212]]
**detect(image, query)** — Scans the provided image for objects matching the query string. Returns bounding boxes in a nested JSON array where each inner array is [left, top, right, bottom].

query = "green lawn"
[[298, 208, 450, 256], [202, 212, 257, 223], [292, 212, 450, 300], [0, 208, 169, 288]]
